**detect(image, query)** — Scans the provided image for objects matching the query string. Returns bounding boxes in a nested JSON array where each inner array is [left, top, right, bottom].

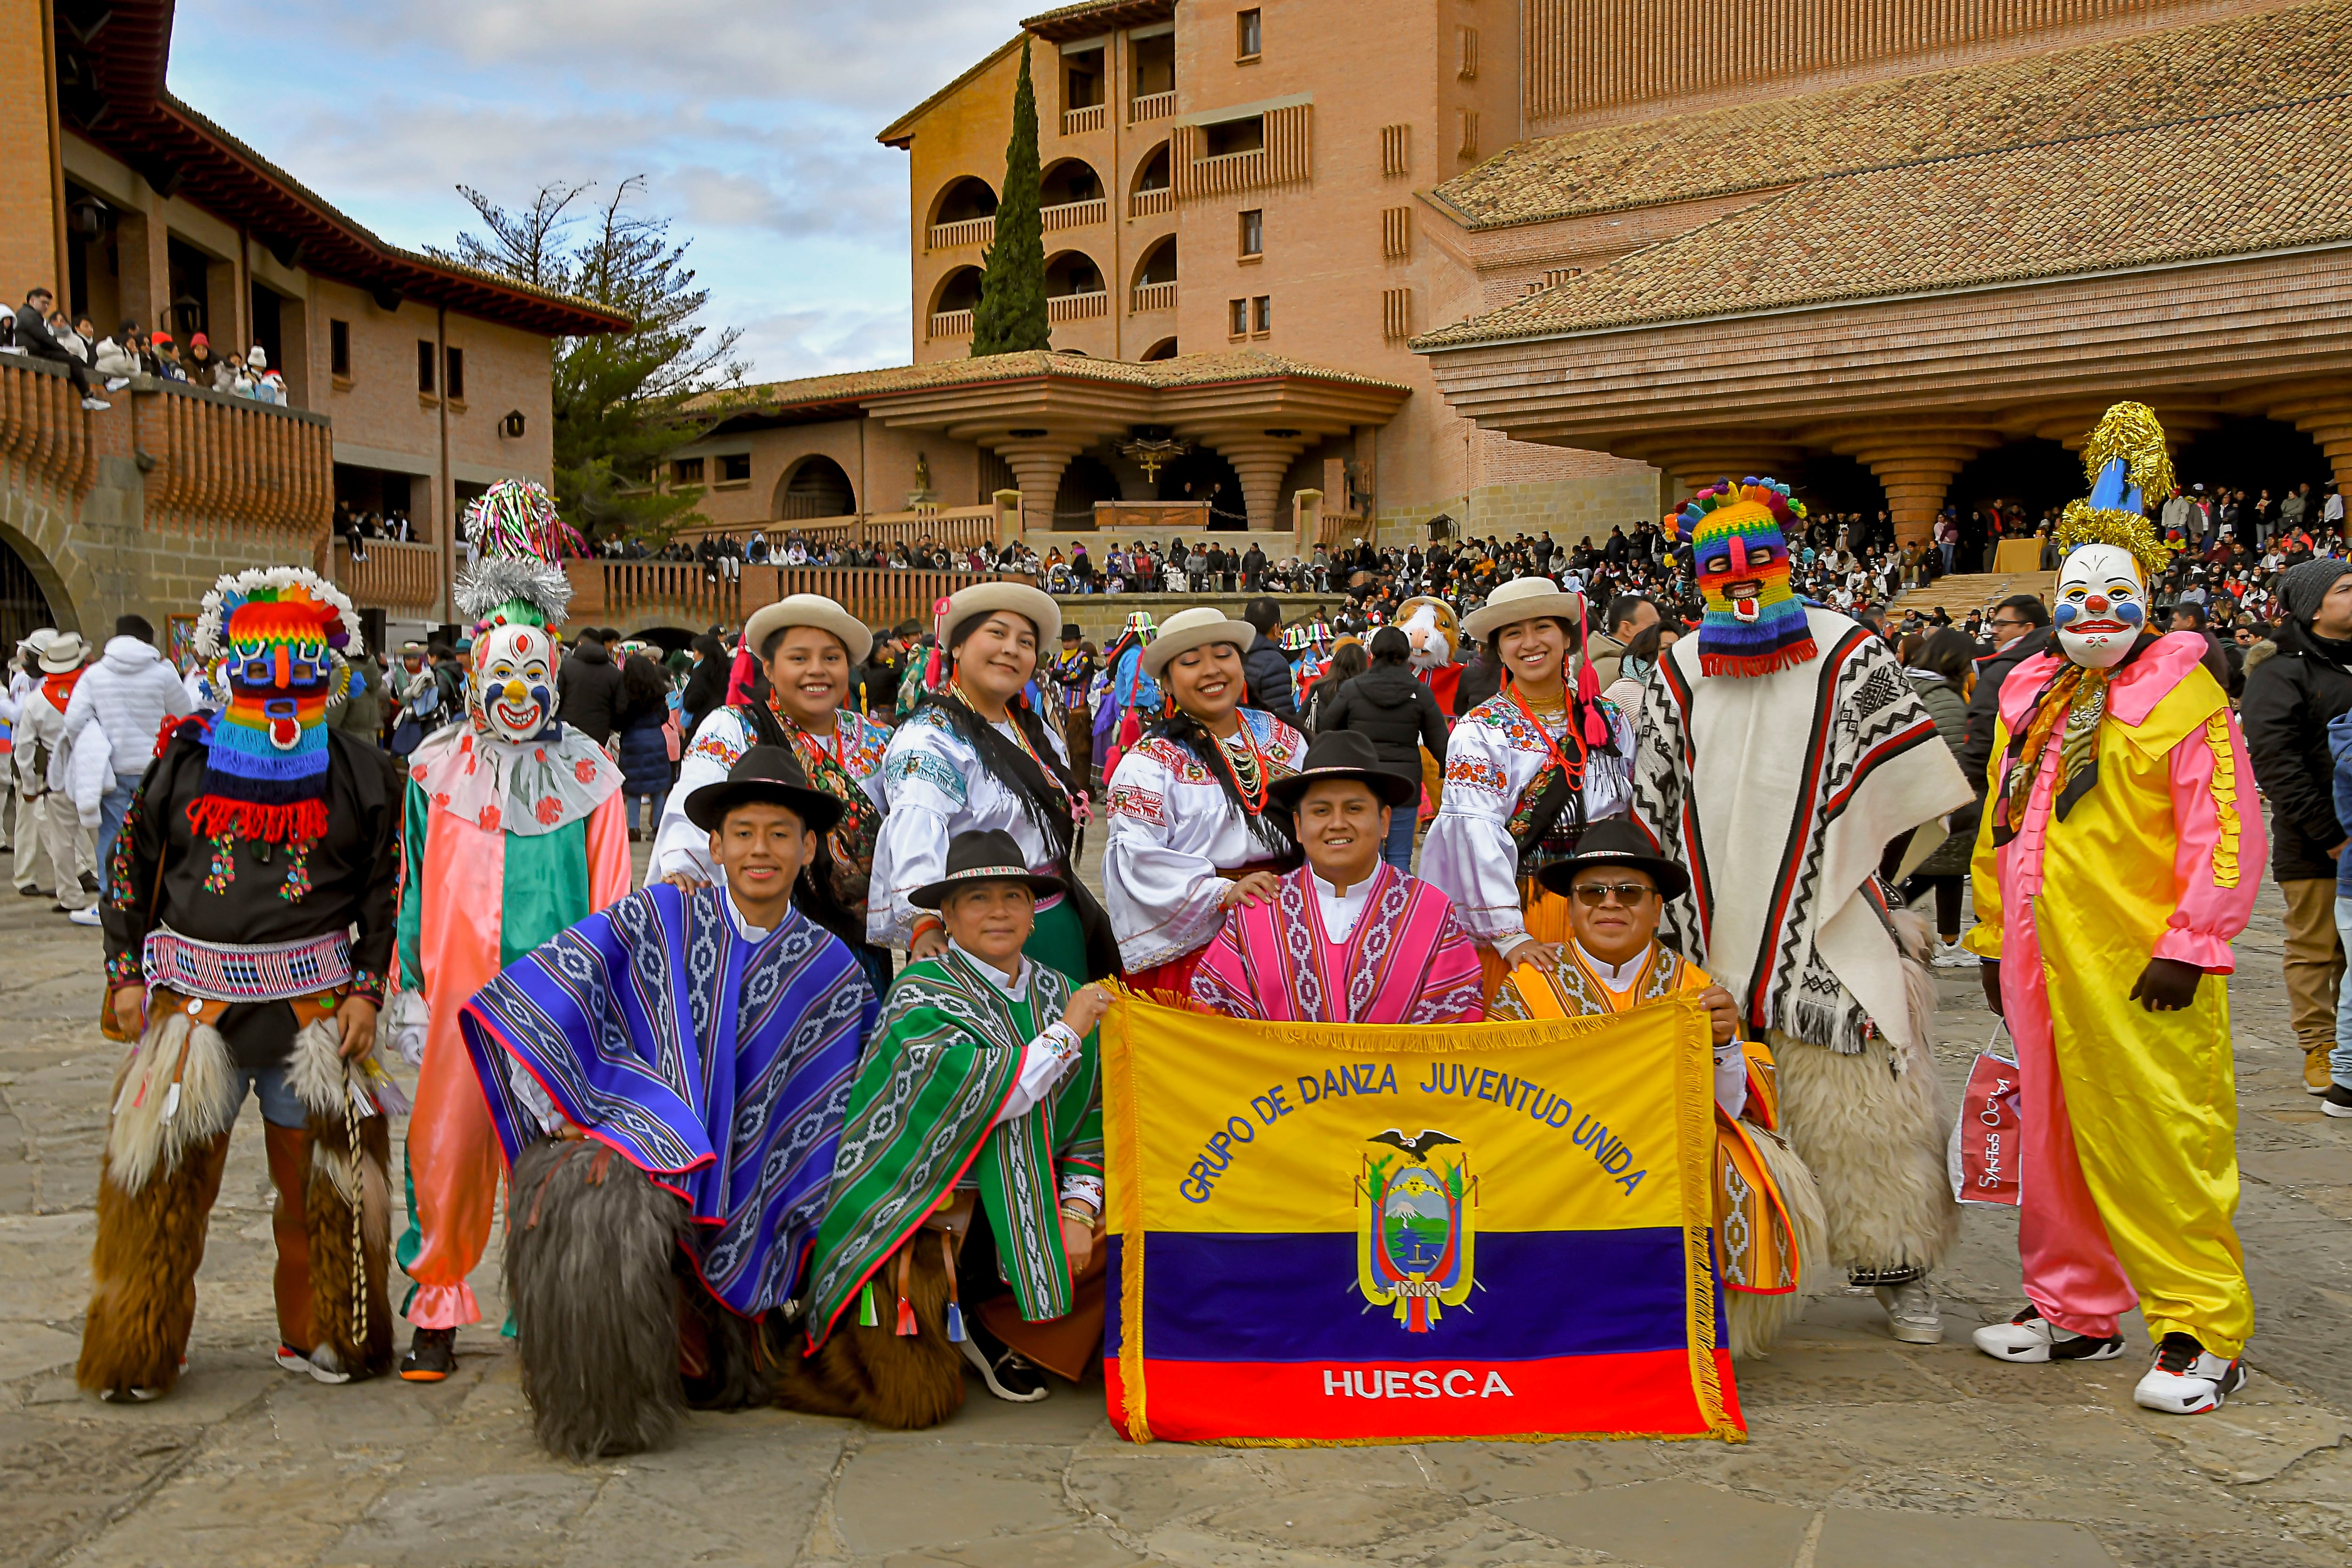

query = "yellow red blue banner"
[[1100, 990, 1743, 1445]]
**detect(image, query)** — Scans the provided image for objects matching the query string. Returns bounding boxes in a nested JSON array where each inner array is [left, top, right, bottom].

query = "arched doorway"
[[775, 455, 857, 521], [1054, 455, 1122, 525], [0, 535, 58, 651]]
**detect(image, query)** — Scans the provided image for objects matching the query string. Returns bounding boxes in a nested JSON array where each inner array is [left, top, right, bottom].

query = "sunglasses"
[[1570, 882, 1655, 907]]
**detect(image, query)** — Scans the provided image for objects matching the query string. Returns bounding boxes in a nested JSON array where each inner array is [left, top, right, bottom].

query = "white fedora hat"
[[1462, 576, 1586, 643], [38, 633, 87, 673], [940, 581, 1062, 651], [1141, 605, 1258, 680], [742, 593, 872, 666]]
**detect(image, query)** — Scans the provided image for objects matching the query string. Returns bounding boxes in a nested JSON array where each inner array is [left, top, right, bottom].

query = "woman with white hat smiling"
[[1100, 605, 1309, 994], [651, 593, 893, 989], [869, 581, 1119, 984], [1422, 574, 1637, 972]]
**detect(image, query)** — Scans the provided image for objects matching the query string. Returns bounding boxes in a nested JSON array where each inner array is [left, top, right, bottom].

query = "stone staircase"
[[1887, 568, 2056, 619]]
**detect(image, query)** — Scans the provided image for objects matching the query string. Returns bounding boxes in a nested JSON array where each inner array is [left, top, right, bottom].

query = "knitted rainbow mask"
[[193, 570, 359, 843], [1682, 479, 1815, 677]]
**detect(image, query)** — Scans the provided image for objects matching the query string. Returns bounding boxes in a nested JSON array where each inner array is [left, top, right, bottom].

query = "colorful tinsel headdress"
[[454, 479, 582, 633], [191, 567, 359, 845], [1680, 477, 1815, 677], [2051, 402, 2176, 578]]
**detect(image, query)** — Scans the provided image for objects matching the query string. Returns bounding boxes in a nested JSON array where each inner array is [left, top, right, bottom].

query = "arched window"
[[1133, 236, 1176, 288], [774, 455, 857, 521], [1039, 159, 1104, 207], [931, 266, 985, 315], [1140, 337, 1179, 361], [1044, 251, 1105, 298], [929, 176, 998, 226]]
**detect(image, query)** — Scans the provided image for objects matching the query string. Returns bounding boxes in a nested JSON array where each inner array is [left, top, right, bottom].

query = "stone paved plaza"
[[3, 844, 2349, 1568]]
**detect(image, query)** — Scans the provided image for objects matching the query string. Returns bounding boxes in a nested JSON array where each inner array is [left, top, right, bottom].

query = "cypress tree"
[[971, 40, 1050, 356]]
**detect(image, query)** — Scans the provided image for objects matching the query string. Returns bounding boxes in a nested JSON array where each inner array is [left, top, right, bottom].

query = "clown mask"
[[2053, 542, 2145, 669], [470, 622, 556, 742]]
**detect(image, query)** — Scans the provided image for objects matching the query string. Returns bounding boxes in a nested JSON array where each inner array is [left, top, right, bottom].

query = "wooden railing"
[[674, 503, 1008, 556], [1130, 89, 1176, 122], [332, 539, 442, 613], [0, 354, 98, 502], [1062, 103, 1106, 135], [1041, 197, 1108, 232], [929, 309, 974, 340], [566, 561, 1020, 634], [140, 377, 334, 537], [928, 215, 995, 251], [1130, 187, 1173, 217], [1047, 291, 1110, 323], [1130, 280, 1178, 313]]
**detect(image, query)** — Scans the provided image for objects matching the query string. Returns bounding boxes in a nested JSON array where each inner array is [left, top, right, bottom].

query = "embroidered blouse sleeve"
[[868, 716, 969, 948], [1422, 708, 1532, 949], [2157, 707, 2265, 972], [1101, 744, 1232, 970], [647, 708, 751, 886]]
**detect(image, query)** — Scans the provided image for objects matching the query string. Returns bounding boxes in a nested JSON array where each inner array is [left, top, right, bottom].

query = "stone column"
[[1831, 430, 1997, 551], [991, 437, 1085, 533], [1617, 438, 1804, 514], [2267, 388, 2352, 501]]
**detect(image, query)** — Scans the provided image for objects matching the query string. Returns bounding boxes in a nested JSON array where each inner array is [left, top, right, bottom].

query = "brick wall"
[[0, 0, 59, 304]]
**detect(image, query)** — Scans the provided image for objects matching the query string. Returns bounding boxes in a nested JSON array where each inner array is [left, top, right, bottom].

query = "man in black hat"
[[1190, 731, 1482, 1024], [458, 746, 877, 1458], [1487, 819, 1825, 1359], [801, 828, 1111, 1406]]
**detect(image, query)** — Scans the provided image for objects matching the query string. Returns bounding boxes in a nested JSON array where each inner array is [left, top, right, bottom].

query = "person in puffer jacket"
[[64, 614, 192, 906], [2325, 706, 2352, 1118]]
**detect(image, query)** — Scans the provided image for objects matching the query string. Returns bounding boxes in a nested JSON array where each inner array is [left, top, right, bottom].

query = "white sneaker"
[[2133, 1333, 2245, 1414], [1875, 1280, 1943, 1344], [276, 1342, 352, 1385], [1971, 1304, 2125, 1363], [80, 396, 111, 411], [67, 905, 101, 926], [103, 376, 131, 392], [1931, 939, 1975, 969]]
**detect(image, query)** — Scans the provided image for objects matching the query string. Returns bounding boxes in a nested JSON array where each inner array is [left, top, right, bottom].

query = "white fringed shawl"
[[1632, 608, 1973, 1055]]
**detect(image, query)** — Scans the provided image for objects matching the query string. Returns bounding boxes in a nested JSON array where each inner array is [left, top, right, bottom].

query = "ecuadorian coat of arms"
[[1356, 1128, 1476, 1331]]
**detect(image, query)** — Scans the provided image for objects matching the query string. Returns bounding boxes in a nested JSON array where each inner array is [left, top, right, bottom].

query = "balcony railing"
[[1130, 281, 1178, 313], [677, 504, 1006, 557], [1130, 89, 1176, 122], [929, 309, 975, 339], [0, 353, 98, 501], [1046, 291, 1110, 323], [567, 561, 1020, 635], [332, 538, 442, 614], [1062, 103, 1107, 135], [1040, 197, 1108, 232], [927, 215, 995, 250], [1130, 187, 1173, 217]]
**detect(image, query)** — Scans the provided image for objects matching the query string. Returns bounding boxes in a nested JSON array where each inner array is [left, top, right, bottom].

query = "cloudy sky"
[[168, 0, 1033, 384]]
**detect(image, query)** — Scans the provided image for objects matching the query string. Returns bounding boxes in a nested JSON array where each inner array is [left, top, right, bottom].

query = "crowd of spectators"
[[4, 288, 288, 408]]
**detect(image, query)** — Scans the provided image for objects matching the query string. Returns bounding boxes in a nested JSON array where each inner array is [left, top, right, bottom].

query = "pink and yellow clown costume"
[[1964, 404, 2264, 1415], [390, 481, 629, 1379]]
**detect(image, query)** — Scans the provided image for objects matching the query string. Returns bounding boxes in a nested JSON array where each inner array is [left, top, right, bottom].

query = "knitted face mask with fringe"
[[1681, 480, 1815, 677], [195, 573, 357, 844]]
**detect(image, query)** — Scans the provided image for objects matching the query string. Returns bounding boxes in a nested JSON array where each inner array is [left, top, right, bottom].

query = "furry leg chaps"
[[77, 1130, 232, 1398], [506, 1137, 689, 1462], [287, 1019, 394, 1379], [767, 1234, 965, 1431]]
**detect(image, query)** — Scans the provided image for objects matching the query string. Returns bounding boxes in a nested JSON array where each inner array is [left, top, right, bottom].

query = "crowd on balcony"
[[3, 291, 288, 408]]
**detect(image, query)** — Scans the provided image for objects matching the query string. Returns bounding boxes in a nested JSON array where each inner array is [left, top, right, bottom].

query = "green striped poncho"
[[804, 947, 1102, 1346]]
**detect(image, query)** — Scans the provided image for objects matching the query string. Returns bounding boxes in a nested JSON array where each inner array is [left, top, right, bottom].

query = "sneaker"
[[2133, 1332, 2246, 1414], [399, 1326, 456, 1382], [103, 376, 131, 392], [81, 396, 111, 411], [955, 1321, 1050, 1402], [96, 1384, 163, 1402], [1875, 1280, 1943, 1344], [2321, 1084, 2352, 1119], [67, 905, 101, 926], [79, 871, 98, 894], [1931, 939, 1975, 969], [275, 1343, 352, 1385], [2306, 1045, 2333, 1096], [1971, 1304, 2125, 1363]]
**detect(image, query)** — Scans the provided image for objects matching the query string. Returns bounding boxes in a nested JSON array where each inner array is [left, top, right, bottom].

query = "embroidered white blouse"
[[647, 705, 890, 887], [868, 704, 1077, 949], [1100, 709, 1309, 971], [1420, 692, 1636, 952]]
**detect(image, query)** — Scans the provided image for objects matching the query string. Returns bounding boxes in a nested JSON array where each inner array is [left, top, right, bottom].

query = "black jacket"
[[1454, 653, 1502, 718], [1956, 627, 2052, 797], [1313, 663, 1448, 783], [1242, 630, 1299, 727], [556, 639, 626, 744], [2242, 618, 2352, 883]]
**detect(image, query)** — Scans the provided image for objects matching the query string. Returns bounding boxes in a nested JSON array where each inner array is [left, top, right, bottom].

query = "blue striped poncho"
[[461, 883, 875, 1316]]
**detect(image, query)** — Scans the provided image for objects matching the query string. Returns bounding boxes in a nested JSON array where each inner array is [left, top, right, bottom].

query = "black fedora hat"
[[1533, 819, 1690, 903], [684, 745, 843, 835], [1267, 730, 1420, 810], [909, 828, 1065, 909]]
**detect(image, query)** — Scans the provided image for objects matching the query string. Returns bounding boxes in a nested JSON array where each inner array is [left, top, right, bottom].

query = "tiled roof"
[[1416, 93, 2352, 348], [1429, 0, 2352, 231], [1020, 0, 1175, 42], [710, 350, 1411, 414]]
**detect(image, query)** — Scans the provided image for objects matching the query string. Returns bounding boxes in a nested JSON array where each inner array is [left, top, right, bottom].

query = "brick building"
[[684, 0, 2343, 563], [0, 0, 622, 645]]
